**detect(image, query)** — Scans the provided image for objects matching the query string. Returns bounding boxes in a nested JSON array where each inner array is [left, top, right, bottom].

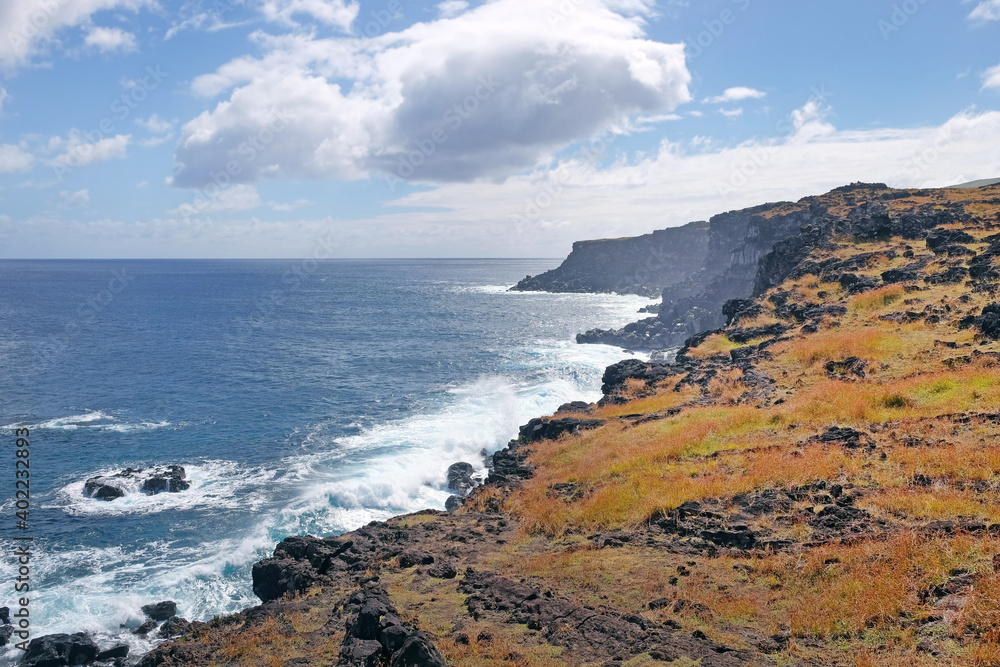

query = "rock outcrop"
[[84, 465, 190, 501], [511, 221, 710, 297]]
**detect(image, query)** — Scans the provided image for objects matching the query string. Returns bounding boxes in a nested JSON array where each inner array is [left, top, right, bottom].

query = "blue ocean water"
[[0, 259, 650, 659]]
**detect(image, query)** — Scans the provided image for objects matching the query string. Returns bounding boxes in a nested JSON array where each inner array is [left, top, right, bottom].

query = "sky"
[[0, 0, 999, 258]]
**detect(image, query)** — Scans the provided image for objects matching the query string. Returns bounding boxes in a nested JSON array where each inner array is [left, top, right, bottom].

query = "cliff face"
[[511, 221, 710, 297], [578, 185, 901, 350]]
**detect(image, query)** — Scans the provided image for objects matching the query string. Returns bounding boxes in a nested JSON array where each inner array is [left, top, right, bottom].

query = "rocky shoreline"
[[11, 180, 1000, 666]]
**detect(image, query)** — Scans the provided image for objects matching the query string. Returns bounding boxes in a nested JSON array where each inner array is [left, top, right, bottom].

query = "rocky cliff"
[[510, 221, 710, 297], [577, 183, 936, 350]]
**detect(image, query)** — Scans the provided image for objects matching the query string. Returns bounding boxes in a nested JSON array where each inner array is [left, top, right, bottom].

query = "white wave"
[[49, 460, 274, 516], [0, 528, 274, 665], [1, 410, 172, 433], [273, 330, 649, 538]]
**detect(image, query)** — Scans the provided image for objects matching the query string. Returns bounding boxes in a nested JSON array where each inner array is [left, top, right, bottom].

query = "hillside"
[[138, 182, 1000, 667]]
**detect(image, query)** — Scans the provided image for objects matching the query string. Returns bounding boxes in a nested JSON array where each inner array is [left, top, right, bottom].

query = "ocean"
[[0, 259, 651, 661]]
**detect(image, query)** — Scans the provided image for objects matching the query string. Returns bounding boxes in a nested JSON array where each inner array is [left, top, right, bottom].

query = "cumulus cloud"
[[171, 0, 692, 188], [704, 86, 766, 104], [983, 64, 1000, 90], [50, 131, 131, 170], [84, 26, 137, 53], [0, 143, 34, 173], [376, 106, 1000, 256], [719, 108, 743, 119], [0, 0, 153, 69], [0, 86, 7, 111], [258, 0, 359, 30], [968, 0, 1000, 21]]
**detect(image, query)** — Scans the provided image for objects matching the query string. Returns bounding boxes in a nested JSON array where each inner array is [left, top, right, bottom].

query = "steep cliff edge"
[[576, 183, 950, 350], [510, 221, 710, 297]]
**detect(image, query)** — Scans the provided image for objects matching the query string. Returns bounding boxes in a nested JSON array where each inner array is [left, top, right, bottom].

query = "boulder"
[[20, 633, 99, 667], [84, 465, 190, 501], [389, 633, 446, 667], [445, 462, 475, 495], [96, 645, 129, 661], [141, 600, 177, 621]]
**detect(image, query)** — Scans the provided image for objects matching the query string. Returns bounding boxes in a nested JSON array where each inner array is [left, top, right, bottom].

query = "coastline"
[[13, 180, 1000, 666]]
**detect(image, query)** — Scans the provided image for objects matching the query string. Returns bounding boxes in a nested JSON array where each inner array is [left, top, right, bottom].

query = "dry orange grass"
[[849, 283, 908, 311]]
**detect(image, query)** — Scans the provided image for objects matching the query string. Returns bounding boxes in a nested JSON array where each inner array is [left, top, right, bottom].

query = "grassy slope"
[[144, 183, 1000, 667]]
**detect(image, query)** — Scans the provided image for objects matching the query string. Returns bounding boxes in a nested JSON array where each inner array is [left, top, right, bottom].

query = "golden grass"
[[686, 334, 770, 359], [849, 283, 907, 311]]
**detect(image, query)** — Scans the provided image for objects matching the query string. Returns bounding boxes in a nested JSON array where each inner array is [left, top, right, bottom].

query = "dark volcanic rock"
[[814, 426, 869, 450], [926, 228, 975, 252], [446, 462, 476, 495], [518, 417, 604, 443], [141, 600, 177, 621], [96, 645, 130, 661], [20, 633, 99, 667], [84, 465, 190, 501], [338, 583, 445, 667], [967, 303, 1000, 339], [600, 359, 677, 396], [824, 357, 868, 379], [459, 570, 750, 665]]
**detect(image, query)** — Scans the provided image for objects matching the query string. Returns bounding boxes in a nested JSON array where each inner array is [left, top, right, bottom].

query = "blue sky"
[[0, 0, 999, 258]]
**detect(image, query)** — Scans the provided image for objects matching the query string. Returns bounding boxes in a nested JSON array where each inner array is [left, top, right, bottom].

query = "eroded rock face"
[[83, 465, 190, 501]]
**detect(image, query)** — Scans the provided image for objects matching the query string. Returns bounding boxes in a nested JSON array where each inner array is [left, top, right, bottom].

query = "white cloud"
[[0, 0, 153, 69], [968, 0, 1000, 21], [172, 0, 692, 189], [8, 106, 1000, 259], [172, 184, 264, 217], [259, 0, 359, 31], [136, 114, 176, 147], [719, 107, 743, 119], [0, 143, 34, 172], [0, 86, 7, 111], [704, 87, 766, 104], [60, 189, 90, 206], [84, 26, 137, 53], [437, 0, 469, 17], [983, 64, 1000, 90], [50, 131, 131, 169], [136, 114, 174, 135], [368, 106, 1000, 256]]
